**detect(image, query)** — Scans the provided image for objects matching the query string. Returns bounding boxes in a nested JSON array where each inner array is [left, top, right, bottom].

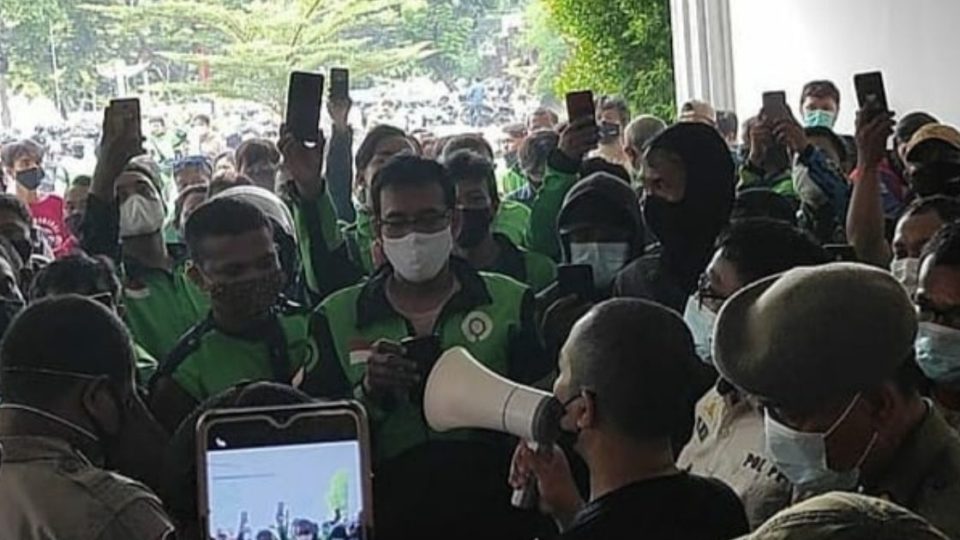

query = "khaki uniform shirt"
[[678, 383, 793, 529], [0, 435, 175, 540], [858, 404, 960, 539]]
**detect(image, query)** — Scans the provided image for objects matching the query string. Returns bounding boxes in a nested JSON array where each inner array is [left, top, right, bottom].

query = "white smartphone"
[[197, 402, 373, 540]]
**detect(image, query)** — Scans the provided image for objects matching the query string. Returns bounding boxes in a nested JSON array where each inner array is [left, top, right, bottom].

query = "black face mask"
[[457, 207, 493, 248], [65, 213, 85, 239], [910, 161, 960, 197], [16, 168, 44, 191]]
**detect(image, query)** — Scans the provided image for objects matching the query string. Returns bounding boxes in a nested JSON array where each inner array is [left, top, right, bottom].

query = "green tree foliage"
[[84, 0, 434, 111], [326, 469, 350, 515], [542, 0, 675, 119]]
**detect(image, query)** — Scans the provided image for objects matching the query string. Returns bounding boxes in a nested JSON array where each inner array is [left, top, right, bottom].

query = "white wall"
[[729, 0, 960, 134]]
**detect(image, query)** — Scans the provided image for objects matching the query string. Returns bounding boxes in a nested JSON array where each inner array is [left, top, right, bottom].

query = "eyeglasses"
[[697, 273, 727, 313], [380, 211, 451, 238]]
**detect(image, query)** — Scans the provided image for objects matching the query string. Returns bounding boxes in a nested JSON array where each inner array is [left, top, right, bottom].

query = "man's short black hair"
[[193, 114, 211, 126], [922, 220, 960, 267], [903, 195, 960, 224], [717, 218, 829, 284], [355, 124, 408, 171], [530, 107, 559, 126], [370, 155, 455, 219], [896, 112, 939, 146], [804, 126, 848, 164], [519, 130, 559, 175], [579, 157, 630, 184], [29, 252, 121, 302], [441, 134, 494, 162], [567, 298, 698, 443], [161, 381, 312, 525], [444, 150, 498, 203], [800, 80, 841, 108], [0, 296, 134, 403], [1, 139, 44, 168], [235, 138, 280, 170], [716, 110, 739, 140], [184, 198, 272, 263], [597, 96, 631, 124], [0, 193, 33, 225]]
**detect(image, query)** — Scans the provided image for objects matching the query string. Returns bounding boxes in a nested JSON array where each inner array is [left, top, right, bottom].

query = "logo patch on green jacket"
[[461, 311, 494, 343]]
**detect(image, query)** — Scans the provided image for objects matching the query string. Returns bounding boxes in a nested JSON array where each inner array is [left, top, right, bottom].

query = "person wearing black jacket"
[[615, 122, 736, 313]]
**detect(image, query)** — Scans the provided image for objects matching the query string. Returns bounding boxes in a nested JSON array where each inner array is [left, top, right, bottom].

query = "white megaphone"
[[423, 346, 564, 508]]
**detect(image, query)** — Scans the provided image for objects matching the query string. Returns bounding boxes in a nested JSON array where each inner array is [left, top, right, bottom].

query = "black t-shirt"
[[560, 472, 749, 540]]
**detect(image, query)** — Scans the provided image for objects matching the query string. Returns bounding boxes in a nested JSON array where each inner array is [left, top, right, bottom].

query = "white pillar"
[[670, 0, 736, 114]]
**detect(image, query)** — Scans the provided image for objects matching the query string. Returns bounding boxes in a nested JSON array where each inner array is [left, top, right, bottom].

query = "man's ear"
[[451, 207, 463, 239], [578, 390, 598, 430], [185, 260, 209, 292], [81, 378, 122, 436]]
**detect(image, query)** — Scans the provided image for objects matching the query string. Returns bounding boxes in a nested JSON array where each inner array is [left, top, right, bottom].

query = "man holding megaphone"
[[302, 155, 550, 540], [507, 299, 749, 539]]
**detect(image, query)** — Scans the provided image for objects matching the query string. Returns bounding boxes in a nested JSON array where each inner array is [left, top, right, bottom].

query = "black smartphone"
[[402, 335, 443, 379], [108, 97, 142, 147], [854, 71, 889, 121], [197, 402, 374, 540], [761, 91, 789, 122], [286, 71, 324, 143], [330, 68, 350, 100], [557, 264, 595, 300], [565, 91, 596, 123]]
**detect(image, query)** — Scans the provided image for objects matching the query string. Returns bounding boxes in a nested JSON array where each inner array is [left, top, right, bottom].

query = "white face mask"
[[382, 228, 453, 284], [891, 257, 921, 297], [764, 394, 877, 491], [569, 242, 630, 289], [119, 193, 165, 238], [683, 295, 717, 364]]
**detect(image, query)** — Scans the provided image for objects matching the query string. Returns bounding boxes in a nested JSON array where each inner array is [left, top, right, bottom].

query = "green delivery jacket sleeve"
[[527, 149, 581, 262], [291, 182, 365, 302]]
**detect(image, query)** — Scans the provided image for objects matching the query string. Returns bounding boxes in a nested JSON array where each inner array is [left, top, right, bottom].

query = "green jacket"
[[81, 194, 209, 361], [159, 303, 349, 402], [485, 234, 556, 294], [499, 167, 528, 198], [493, 199, 531, 249], [302, 259, 550, 463], [739, 162, 796, 197], [528, 150, 581, 262], [290, 185, 363, 298], [340, 208, 377, 276]]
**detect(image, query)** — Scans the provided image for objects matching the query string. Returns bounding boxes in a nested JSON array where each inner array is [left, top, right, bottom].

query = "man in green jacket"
[[302, 155, 549, 540], [84, 106, 208, 361], [528, 117, 600, 261], [149, 198, 349, 432], [447, 149, 556, 292]]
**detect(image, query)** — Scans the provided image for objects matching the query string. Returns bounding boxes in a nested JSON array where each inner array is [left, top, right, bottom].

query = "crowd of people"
[[1, 70, 960, 540]]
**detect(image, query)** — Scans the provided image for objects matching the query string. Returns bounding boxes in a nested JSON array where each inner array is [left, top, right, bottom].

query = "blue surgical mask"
[[764, 394, 877, 492], [683, 295, 716, 364], [803, 109, 838, 129], [916, 322, 960, 385], [569, 242, 630, 289]]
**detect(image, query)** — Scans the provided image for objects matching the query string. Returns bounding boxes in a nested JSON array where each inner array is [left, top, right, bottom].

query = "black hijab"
[[642, 122, 736, 293]]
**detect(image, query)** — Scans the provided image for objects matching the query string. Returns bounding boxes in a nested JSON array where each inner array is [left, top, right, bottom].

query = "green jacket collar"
[[356, 257, 492, 329]]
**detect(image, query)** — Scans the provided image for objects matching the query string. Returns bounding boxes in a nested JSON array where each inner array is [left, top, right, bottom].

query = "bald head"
[[561, 298, 698, 442]]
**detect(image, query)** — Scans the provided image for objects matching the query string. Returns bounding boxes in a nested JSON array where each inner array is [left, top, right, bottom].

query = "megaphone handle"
[[511, 477, 539, 509], [512, 441, 543, 509]]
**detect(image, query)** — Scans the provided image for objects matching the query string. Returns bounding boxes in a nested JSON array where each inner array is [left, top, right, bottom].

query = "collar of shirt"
[[0, 435, 94, 467], [356, 257, 492, 329], [868, 400, 954, 504]]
